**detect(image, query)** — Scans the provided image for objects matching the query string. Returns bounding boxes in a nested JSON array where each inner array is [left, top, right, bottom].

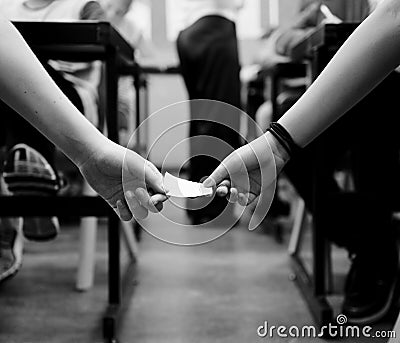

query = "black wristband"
[[266, 122, 300, 157]]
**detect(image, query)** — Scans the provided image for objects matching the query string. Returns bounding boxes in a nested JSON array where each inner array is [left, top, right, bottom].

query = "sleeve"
[[127, 17, 144, 48], [80, 1, 106, 20], [118, 13, 145, 48]]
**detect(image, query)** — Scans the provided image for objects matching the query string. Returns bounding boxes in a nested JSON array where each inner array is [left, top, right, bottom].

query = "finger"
[[125, 190, 140, 211], [125, 190, 149, 219], [228, 188, 239, 203], [216, 185, 229, 197], [112, 205, 121, 218], [219, 180, 231, 187], [216, 179, 231, 196], [199, 176, 208, 183], [134, 206, 149, 219], [247, 193, 257, 204], [203, 163, 229, 188], [117, 199, 133, 221], [135, 187, 158, 213], [150, 193, 168, 212], [151, 193, 168, 203], [238, 192, 250, 206], [145, 161, 166, 194]]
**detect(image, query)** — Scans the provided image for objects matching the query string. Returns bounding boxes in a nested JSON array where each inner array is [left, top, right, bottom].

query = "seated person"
[[0, 15, 166, 282], [245, 0, 371, 232], [101, 0, 161, 146], [0, 0, 105, 279], [254, 0, 371, 131], [101, 0, 144, 146]]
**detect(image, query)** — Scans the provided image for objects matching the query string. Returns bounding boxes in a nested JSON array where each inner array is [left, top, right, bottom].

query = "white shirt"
[[180, 0, 244, 30], [114, 11, 143, 49]]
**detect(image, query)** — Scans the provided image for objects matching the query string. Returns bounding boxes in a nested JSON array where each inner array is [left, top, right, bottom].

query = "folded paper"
[[163, 172, 213, 198]]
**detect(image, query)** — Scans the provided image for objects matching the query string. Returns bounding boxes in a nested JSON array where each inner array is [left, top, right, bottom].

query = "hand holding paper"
[[163, 172, 213, 198]]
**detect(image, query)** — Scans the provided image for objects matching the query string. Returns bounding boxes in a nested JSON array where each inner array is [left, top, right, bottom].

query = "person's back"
[[176, 0, 244, 224], [0, 0, 104, 127], [180, 0, 243, 29]]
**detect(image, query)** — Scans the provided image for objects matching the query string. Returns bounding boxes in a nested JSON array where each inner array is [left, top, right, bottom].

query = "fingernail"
[[115, 202, 121, 216], [203, 178, 212, 187], [126, 191, 133, 199]]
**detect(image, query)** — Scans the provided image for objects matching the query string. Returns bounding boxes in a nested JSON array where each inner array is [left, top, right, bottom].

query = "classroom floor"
[[0, 199, 397, 343]]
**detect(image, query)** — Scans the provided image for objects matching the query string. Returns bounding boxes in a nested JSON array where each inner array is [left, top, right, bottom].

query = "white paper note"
[[163, 172, 213, 198]]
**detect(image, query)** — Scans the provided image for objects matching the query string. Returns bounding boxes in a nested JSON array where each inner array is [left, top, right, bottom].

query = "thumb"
[[203, 162, 229, 188], [144, 162, 165, 193]]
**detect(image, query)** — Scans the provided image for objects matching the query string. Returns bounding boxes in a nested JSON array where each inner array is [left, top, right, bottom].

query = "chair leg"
[[75, 181, 98, 291], [288, 198, 306, 255]]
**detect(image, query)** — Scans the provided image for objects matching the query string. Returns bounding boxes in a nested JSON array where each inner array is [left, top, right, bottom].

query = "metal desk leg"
[[270, 72, 279, 119], [102, 48, 121, 343], [103, 212, 121, 342], [133, 63, 141, 146], [132, 64, 144, 241], [290, 217, 333, 329], [290, 166, 333, 328]]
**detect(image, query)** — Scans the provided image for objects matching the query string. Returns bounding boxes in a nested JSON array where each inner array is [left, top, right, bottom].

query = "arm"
[[205, 0, 400, 204], [0, 16, 100, 166], [0, 17, 166, 220], [80, 1, 106, 20], [279, 0, 400, 147]]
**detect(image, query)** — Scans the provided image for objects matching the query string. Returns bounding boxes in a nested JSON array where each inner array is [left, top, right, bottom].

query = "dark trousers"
[[285, 72, 400, 256], [177, 15, 242, 218], [0, 62, 84, 165]]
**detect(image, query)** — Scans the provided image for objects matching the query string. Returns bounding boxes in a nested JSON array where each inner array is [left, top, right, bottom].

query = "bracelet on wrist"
[[266, 122, 300, 158]]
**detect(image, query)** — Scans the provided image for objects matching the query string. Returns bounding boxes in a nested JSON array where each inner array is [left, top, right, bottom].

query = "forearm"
[[279, 0, 400, 147], [0, 17, 107, 166]]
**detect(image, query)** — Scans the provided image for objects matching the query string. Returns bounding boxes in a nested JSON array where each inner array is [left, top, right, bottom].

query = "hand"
[[203, 133, 289, 206], [78, 140, 167, 221]]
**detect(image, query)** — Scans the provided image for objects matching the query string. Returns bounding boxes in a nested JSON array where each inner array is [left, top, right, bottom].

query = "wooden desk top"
[[13, 21, 134, 64], [289, 23, 360, 61]]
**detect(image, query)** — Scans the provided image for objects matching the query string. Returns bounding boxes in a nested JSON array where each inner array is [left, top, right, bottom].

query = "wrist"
[[67, 130, 110, 168], [267, 122, 300, 157], [265, 131, 290, 173]]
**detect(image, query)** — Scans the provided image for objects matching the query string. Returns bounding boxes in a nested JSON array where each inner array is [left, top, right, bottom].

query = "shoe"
[[3, 144, 63, 241], [0, 217, 23, 282], [3, 144, 62, 195], [342, 245, 398, 324], [22, 217, 60, 242]]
